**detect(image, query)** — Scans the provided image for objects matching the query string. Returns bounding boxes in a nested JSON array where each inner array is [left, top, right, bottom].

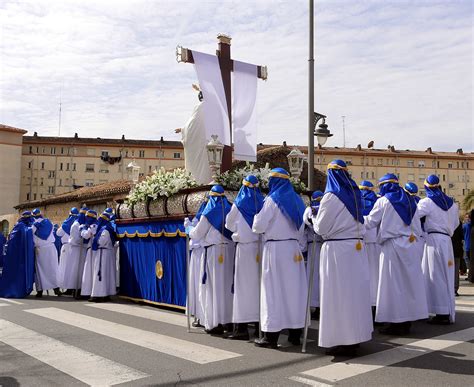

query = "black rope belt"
[[265, 238, 297, 243], [428, 231, 450, 237], [323, 237, 362, 242]]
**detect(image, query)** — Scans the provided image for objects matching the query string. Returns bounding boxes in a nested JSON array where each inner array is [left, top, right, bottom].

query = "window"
[[41, 162, 45, 170], [461, 162, 465, 168], [360, 172, 364, 179], [33, 193, 37, 200], [139, 150, 145, 158], [59, 162, 63, 171], [377, 158, 383, 166], [407, 160, 414, 167], [85, 163, 95, 172], [48, 186, 54, 194], [173, 152, 181, 159], [448, 162, 453, 168], [66, 163, 70, 171], [48, 170, 55, 179], [40, 178, 44, 186], [85, 180, 94, 187], [87, 148, 95, 156], [51, 147, 56, 155], [125, 150, 129, 157], [59, 179, 62, 186], [26, 193, 30, 201], [61, 147, 65, 154], [371, 171, 375, 179], [419, 174, 426, 181], [29, 146, 33, 154], [27, 161, 32, 169], [345, 159, 352, 166], [156, 150, 164, 158], [42, 147, 46, 154], [443, 174, 446, 181], [131, 150, 135, 157], [457, 162, 459, 169], [149, 165, 153, 173], [72, 163, 76, 171], [101, 151, 109, 158], [99, 167, 109, 173], [408, 174, 415, 181], [418, 160, 425, 168]]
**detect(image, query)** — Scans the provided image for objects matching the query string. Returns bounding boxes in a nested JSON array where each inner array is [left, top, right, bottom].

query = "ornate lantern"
[[127, 159, 141, 184], [287, 147, 306, 179], [206, 135, 224, 183]]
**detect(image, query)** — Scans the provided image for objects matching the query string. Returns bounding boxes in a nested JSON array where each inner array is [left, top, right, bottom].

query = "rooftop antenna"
[[342, 115, 346, 147], [58, 84, 62, 137]]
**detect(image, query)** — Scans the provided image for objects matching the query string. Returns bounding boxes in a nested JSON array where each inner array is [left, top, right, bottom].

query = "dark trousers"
[[265, 329, 302, 344]]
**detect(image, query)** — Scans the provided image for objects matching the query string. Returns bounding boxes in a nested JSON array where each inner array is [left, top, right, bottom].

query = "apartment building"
[[20, 132, 185, 203]]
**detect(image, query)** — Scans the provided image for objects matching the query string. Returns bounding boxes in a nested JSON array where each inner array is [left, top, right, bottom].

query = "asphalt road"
[[1, 280, 473, 387]]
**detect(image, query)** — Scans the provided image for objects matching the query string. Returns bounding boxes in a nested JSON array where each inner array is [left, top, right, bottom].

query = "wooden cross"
[[177, 34, 267, 172]]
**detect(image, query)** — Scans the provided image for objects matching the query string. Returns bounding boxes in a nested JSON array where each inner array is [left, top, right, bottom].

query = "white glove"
[[191, 217, 199, 227], [90, 224, 98, 235], [184, 217, 191, 228]]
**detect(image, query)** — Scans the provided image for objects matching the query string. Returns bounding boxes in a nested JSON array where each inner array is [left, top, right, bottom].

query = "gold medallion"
[[409, 234, 416, 243], [218, 255, 224, 264], [447, 260, 454, 267], [356, 241, 362, 251], [155, 260, 164, 279], [256, 254, 260, 263]]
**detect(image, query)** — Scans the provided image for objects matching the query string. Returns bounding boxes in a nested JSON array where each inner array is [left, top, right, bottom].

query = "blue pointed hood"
[[201, 185, 232, 239], [234, 175, 264, 228], [379, 173, 417, 226], [325, 160, 364, 223], [424, 174, 454, 211]]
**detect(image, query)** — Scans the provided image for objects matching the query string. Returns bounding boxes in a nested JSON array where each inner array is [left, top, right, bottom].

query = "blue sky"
[[0, 0, 472, 151]]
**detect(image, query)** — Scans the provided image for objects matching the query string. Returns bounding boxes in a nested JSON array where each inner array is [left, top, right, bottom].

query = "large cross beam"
[[177, 34, 267, 172]]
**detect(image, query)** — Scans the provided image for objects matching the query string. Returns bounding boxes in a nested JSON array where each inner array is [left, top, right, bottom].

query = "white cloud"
[[0, 0, 472, 152]]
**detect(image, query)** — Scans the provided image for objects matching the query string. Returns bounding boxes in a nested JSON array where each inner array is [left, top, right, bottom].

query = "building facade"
[[20, 132, 185, 203]]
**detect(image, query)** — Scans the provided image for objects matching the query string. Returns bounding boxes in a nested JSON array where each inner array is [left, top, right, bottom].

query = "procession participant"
[[303, 190, 323, 319], [225, 175, 264, 340], [365, 174, 428, 335], [104, 207, 119, 290], [359, 180, 381, 315], [184, 194, 209, 328], [404, 182, 426, 262], [57, 208, 82, 295], [80, 210, 98, 298], [0, 231, 6, 268], [31, 209, 61, 297], [89, 212, 117, 302], [253, 168, 307, 348], [313, 160, 372, 356], [53, 224, 62, 259], [189, 185, 234, 334], [419, 175, 460, 324], [0, 212, 35, 298]]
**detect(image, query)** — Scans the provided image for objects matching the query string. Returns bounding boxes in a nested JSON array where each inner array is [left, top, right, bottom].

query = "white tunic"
[[32, 219, 59, 291], [365, 197, 428, 323], [364, 226, 381, 306], [187, 217, 204, 321], [190, 216, 235, 330], [226, 204, 260, 323], [58, 221, 86, 289], [418, 198, 459, 322], [80, 225, 97, 296], [253, 198, 308, 332], [56, 226, 70, 286], [303, 207, 322, 308], [314, 193, 373, 348], [181, 102, 212, 185], [91, 230, 117, 297]]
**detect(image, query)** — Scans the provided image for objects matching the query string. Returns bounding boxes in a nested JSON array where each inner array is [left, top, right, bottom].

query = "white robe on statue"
[[252, 198, 307, 332], [32, 219, 59, 291], [91, 230, 117, 297], [59, 221, 85, 289], [313, 193, 373, 348], [190, 216, 235, 330], [303, 207, 322, 308], [226, 204, 260, 323], [181, 101, 212, 185], [365, 197, 428, 323], [364, 226, 381, 306], [80, 225, 97, 296], [418, 198, 459, 322]]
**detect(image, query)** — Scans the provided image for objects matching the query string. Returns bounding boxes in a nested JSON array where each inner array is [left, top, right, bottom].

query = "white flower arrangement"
[[126, 167, 199, 205]]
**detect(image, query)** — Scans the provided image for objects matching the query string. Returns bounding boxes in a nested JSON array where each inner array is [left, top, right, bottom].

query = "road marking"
[[0, 298, 24, 305], [0, 319, 149, 386], [0, 303, 11, 307], [26, 307, 241, 364], [456, 300, 474, 306], [300, 327, 474, 383], [86, 302, 187, 327], [456, 306, 474, 313], [289, 376, 333, 386]]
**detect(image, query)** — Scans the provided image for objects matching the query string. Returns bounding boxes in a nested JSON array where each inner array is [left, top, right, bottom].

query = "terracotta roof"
[[23, 134, 183, 148], [0, 123, 28, 135], [16, 179, 133, 209]]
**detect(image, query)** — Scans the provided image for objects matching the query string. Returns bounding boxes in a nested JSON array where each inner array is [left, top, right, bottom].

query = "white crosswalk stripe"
[[26, 307, 242, 364], [289, 376, 333, 386], [0, 298, 24, 305], [297, 327, 474, 383], [0, 319, 149, 386], [86, 302, 188, 327], [0, 303, 11, 307]]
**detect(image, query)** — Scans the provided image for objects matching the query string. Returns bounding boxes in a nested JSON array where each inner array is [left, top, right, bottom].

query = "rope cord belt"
[[428, 231, 450, 237], [324, 237, 363, 242]]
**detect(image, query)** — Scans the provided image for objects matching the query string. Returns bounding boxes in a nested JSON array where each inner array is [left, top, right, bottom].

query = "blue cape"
[[202, 186, 233, 240], [424, 175, 454, 211], [267, 168, 306, 229], [325, 160, 364, 223], [195, 197, 209, 221], [34, 218, 53, 240], [234, 176, 264, 228], [0, 218, 35, 298], [61, 214, 77, 235], [92, 218, 117, 251], [379, 174, 417, 226]]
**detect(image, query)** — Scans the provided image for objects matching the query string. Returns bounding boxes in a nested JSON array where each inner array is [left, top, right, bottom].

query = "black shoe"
[[35, 290, 43, 298], [226, 331, 250, 341], [54, 288, 62, 296], [192, 320, 204, 328], [427, 315, 451, 325], [379, 323, 410, 335], [455, 291, 459, 297], [205, 325, 225, 335], [325, 344, 358, 357], [63, 289, 74, 296], [88, 297, 100, 303], [74, 289, 82, 300], [311, 308, 320, 320], [254, 337, 278, 349]]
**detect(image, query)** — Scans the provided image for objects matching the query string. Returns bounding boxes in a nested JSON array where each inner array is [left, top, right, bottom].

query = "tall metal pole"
[[308, 0, 315, 190]]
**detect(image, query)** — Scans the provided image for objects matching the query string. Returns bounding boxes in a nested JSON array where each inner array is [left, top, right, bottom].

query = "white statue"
[[175, 84, 212, 185]]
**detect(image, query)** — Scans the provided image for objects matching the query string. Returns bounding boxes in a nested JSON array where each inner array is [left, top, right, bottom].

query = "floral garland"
[[126, 164, 306, 205]]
